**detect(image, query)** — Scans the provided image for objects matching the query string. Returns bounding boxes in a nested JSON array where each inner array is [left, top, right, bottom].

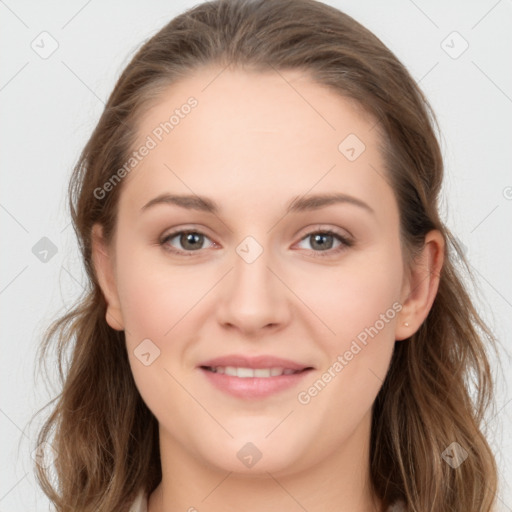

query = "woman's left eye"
[[159, 228, 353, 256], [295, 230, 353, 256]]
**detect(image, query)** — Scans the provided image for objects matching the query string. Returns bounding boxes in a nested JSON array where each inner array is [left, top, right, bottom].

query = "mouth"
[[200, 366, 311, 377], [197, 355, 314, 399]]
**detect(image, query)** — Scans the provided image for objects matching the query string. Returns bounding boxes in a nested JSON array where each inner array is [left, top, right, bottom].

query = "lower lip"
[[199, 367, 313, 399]]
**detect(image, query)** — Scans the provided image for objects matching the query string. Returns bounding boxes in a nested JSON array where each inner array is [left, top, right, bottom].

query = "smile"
[[199, 365, 313, 399], [203, 366, 305, 378]]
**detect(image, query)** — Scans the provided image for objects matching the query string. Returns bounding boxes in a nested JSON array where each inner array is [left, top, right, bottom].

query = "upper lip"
[[199, 354, 313, 371]]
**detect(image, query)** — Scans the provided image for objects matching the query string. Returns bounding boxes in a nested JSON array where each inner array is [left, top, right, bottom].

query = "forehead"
[[120, 66, 394, 218], [135, 66, 376, 154]]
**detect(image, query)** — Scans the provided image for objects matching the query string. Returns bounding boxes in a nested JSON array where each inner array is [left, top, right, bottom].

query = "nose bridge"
[[217, 233, 288, 331], [232, 234, 276, 305]]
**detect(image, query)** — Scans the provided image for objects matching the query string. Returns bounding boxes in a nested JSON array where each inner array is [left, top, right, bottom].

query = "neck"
[[148, 410, 382, 512]]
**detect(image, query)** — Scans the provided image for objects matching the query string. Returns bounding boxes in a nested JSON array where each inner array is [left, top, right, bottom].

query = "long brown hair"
[[33, 0, 499, 510]]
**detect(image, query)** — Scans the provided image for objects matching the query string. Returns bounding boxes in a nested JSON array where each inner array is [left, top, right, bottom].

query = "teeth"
[[208, 366, 300, 378], [237, 367, 254, 378], [225, 366, 237, 376]]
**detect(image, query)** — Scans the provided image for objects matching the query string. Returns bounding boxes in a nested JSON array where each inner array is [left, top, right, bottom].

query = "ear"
[[91, 223, 125, 331], [395, 229, 445, 341]]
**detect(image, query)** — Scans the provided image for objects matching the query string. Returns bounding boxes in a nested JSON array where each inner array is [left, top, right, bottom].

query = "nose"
[[216, 239, 291, 336]]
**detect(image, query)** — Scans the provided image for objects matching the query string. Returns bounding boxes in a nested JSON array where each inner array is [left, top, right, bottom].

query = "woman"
[[34, 0, 498, 510]]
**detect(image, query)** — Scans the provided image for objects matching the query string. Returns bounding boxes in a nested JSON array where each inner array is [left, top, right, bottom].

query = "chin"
[[194, 430, 310, 476]]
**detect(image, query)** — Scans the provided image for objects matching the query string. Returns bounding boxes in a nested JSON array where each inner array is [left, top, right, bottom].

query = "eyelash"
[[158, 227, 354, 258]]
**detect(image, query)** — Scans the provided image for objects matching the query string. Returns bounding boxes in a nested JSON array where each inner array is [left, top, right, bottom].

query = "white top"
[[388, 501, 407, 511], [129, 489, 148, 512], [128, 488, 406, 511]]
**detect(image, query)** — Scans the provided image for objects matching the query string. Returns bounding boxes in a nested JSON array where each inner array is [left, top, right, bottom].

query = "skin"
[[92, 66, 444, 512]]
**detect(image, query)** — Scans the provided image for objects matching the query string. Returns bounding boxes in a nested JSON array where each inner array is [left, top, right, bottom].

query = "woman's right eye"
[[160, 230, 216, 256]]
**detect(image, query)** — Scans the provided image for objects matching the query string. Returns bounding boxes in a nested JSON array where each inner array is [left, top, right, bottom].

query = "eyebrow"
[[140, 192, 375, 215]]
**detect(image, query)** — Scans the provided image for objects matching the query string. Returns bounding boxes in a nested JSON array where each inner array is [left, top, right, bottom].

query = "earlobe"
[[395, 230, 445, 341], [91, 223, 125, 331]]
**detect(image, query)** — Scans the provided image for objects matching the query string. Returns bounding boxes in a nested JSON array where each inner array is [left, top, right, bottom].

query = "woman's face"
[[95, 67, 414, 476]]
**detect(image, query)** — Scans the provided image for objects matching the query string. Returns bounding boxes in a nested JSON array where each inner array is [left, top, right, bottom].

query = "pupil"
[[182, 232, 203, 250], [312, 233, 332, 250]]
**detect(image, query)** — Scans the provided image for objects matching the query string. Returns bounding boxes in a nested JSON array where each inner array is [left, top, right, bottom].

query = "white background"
[[1, 0, 511, 510]]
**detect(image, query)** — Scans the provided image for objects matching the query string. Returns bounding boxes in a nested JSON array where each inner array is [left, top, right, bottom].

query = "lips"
[[198, 354, 314, 399], [199, 354, 313, 372]]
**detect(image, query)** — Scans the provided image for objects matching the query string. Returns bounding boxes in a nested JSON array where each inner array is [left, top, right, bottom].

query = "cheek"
[[114, 247, 216, 406], [115, 249, 196, 419], [293, 246, 403, 348], [293, 246, 402, 410], [115, 245, 203, 343]]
